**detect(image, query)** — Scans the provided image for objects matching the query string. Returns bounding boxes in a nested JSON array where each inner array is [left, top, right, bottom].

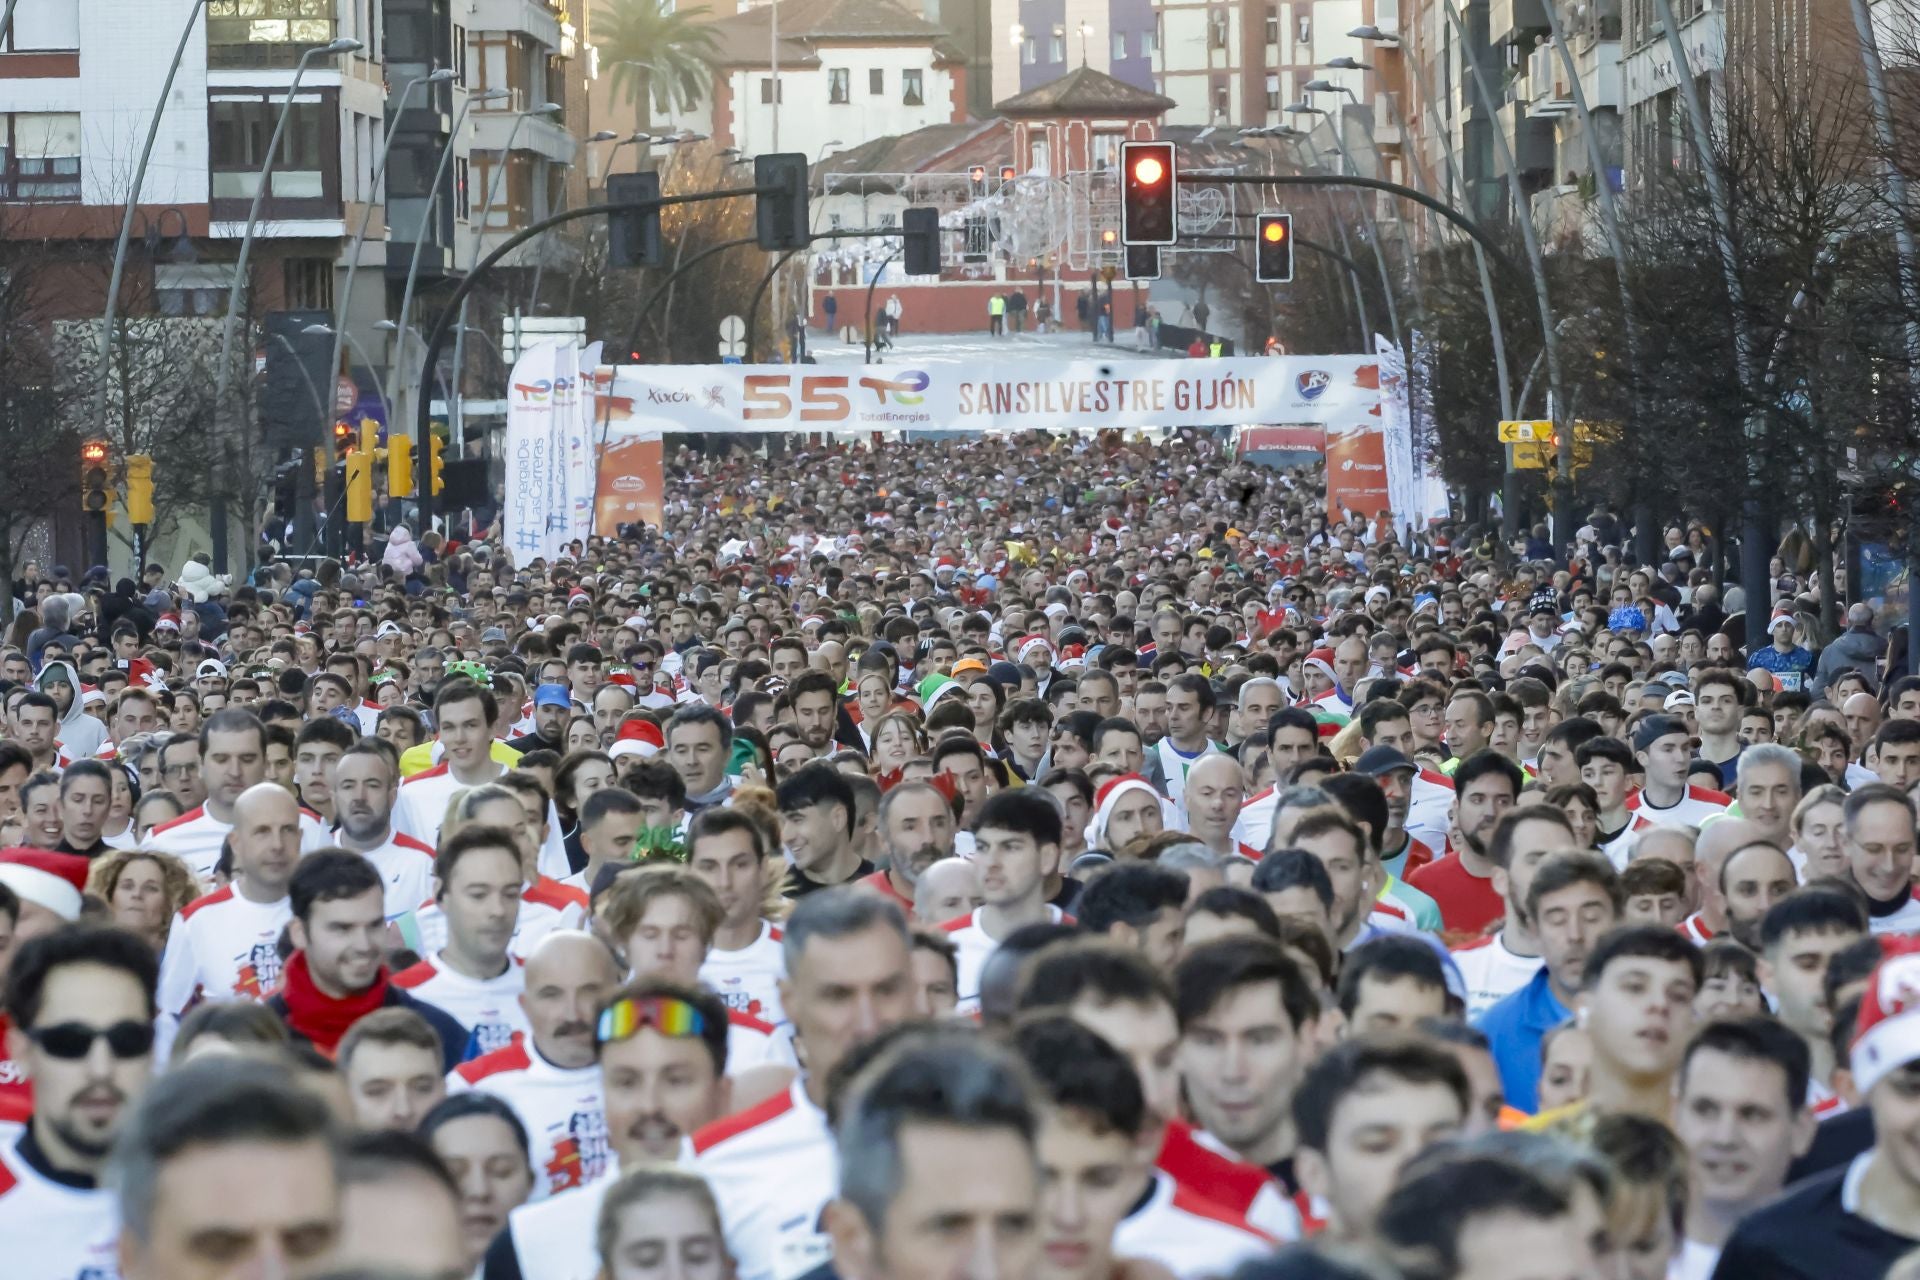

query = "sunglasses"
[[596, 996, 710, 1045], [31, 1019, 156, 1060]]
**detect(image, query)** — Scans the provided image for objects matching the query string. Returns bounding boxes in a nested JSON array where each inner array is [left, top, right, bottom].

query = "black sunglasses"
[[31, 1020, 156, 1060]]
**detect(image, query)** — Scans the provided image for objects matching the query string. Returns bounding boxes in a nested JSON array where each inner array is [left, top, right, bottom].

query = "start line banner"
[[595, 356, 1382, 436]]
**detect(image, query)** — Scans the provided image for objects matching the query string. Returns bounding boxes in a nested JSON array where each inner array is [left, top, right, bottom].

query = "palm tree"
[[595, 0, 721, 137]]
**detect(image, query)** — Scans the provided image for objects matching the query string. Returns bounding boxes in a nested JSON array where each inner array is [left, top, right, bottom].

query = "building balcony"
[[1488, 0, 1548, 47], [469, 111, 578, 166], [1525, 45, 1574, 117], [469, 0, 565, 49]]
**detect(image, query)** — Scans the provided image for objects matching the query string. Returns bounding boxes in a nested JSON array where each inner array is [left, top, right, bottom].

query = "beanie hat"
[[1850, 938, 1920, 1098], [1091, 774, 1160, 848], [609, 719, 665, 761], [0, 848, 89, 921]]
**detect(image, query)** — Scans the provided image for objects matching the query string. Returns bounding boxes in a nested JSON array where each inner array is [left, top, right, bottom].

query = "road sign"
[[1498, 420, 1552, 443], [1511, 441, 1552, 469], [502, 315, 586, 362], [718, 340, 746, 358], [719, 315, 746, 343]]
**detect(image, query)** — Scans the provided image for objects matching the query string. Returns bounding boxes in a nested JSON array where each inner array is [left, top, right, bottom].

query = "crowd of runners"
[[0, 427, 1916, 1280]]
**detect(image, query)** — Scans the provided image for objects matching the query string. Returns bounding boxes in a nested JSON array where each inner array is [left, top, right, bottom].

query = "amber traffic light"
[[1255, 212, 1294, 283]]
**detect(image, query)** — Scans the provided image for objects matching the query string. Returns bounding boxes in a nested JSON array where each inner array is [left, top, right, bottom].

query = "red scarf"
[[279, 951, 389, 1057]]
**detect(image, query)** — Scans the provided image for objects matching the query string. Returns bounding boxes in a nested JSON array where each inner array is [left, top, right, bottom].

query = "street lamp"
[[94, 0, 212, 439], [208, 32, 360, 571], [451, 101, 563, 446], [327, 67, 457, 439], [387, 86, 512, 424]]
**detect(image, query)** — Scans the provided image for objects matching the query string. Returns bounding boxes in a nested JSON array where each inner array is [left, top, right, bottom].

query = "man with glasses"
[[0, 925, 159, 1277]]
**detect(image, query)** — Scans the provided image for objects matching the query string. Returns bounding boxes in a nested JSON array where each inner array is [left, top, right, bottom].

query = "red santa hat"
[[0, 848, 89, 921], [1091, 774, 1161, 849], [608, 719, 665, 761], [1851, 938, 1920, 1097]]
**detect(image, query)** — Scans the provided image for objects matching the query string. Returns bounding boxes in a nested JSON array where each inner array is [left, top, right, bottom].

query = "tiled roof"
[[994, 65, 1176, 116]]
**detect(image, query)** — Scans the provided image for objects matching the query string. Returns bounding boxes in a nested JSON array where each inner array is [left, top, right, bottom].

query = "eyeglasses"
[[596, 996, 709, 1045], [30, 1019, 156, 1060]]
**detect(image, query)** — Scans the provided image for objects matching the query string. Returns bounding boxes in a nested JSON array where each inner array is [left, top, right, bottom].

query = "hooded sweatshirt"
[[37, 661, 106, 760], [383, 526, 425, 576]]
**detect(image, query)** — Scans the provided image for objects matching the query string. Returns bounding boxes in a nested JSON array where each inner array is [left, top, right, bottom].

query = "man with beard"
[[482, 978, 733, 1280], [789, 672, 841, 758], [0, 926, 158, 1279], [330, 740, 437, 920], [1717, 841, 1797, 951], [1408, 751, 1523, 938], [859, 781, 957, 911], [1478, 852, 1623, 1113], [509, 685, 574, 754]]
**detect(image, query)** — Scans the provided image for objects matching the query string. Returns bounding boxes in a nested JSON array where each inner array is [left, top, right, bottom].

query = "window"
[[870, 68, 885, 94], [1212, 77, 1229, 118], [1266, 74, 1281, 110], [1143, 25, 1157, 55], [1112, 30, 1128, 59], [0, 0, 80, 50], [1208, 9, 1228, 49], [1265, 4, 1279, 43], [902, 69, 924, 105], [760, 77, 783, 103], [453, 24, 469, 85], [207, 0, 335, 66], [456, 156, 471, 222], [209, 98, 327, 198], [1021, 37, 1036, 64], [0, 112, 80, 202], [154, 264, 233, 317], [828, 212, 844, 228], [829, 68, 850, 102], [879, 210, 898, 227], [1049, 32, 1064, 60], [1028, 135, 1050, 174], [1298, 13, 1311, 42], [1091, 132, 1122, 170]]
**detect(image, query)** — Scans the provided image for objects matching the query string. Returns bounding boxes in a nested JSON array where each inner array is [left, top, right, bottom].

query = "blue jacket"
[[1475, 965, 1570, 1115]]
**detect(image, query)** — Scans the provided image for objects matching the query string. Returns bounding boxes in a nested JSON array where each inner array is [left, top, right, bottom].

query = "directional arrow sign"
[[1498, 420, 1553, 443]]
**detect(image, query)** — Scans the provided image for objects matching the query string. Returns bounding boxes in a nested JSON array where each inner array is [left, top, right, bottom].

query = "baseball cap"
[[1662, 690, 1695, 711], [195, 659, 228, 679], [1354, 745, 1417, 778], [1631, 714, 1689, 753], [481, 626, 509, 643], [533, 683, 573, 710]]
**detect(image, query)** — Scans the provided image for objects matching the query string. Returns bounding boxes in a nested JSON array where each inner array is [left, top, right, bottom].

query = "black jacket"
[[267, 981, 470, 1071]]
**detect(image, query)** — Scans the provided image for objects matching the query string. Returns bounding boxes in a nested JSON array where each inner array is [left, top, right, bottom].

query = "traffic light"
[[429, 433, 446, 496], [753, 153, 810, 251], [345, 449, 373, 523], [387, 433, 415, 498], [1255, 212, 1294, 283], [358, 419, 378, 457], [80, 440, 110, 513], [125, 454, 154, 525], [999, 165, 1016, 182], [607, 171, 664, 269], [902, 206, 941, 276], [1124, 243, 1160, 280], [1120, 141, 1176, 245], [968, 165, 987, 193], [332, 420, 354, 455]]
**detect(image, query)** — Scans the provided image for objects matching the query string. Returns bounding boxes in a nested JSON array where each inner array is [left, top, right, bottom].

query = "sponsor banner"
[[1238, 425, 1327, 455], [502, 342, 558, 560], [594, 432, 665, 535], [591, 357, 1386, 435], [1375, 335, 1416, 526]]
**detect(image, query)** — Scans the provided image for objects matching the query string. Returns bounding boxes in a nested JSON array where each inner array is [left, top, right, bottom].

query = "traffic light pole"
[[411, 183, 775, 532], [620, 235, 760, 366], [744, 228, 901, 363]]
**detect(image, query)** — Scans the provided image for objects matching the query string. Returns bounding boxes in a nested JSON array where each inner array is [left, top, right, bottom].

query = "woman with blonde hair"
[[86, 847, 200, 952]]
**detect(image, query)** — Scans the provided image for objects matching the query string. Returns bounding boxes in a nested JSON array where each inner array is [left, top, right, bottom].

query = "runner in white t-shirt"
[[393, 827, 532, 1058], [941, 789, 1070, 1009], [1450, 807, 1568, 1017], [685, 807, 788, 1024], [330, 741, 435, 920], [145, 711, 329, 881]]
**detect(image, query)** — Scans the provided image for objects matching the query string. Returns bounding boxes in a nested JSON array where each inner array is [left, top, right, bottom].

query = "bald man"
[[913, 857, 981, 926], [449, 930, 624, 1196], [1184, 753, 1249, 858], [155, 783, 305, 1050], [1680, 817, 1770, 944]]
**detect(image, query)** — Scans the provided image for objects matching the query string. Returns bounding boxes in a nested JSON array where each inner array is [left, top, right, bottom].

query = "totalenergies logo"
[[859, 370, 929, 406], [513, 379, 554, 403]]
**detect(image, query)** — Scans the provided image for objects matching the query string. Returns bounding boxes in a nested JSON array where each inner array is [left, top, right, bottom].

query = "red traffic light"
[[969, 165, 986, 183], [1120, 141, 1177, 246], [1133, 155, 1165, 186], [1102, 228, 1117, 244], [1000, 165, 1016, 181], [79, 440, 109, 465], [1262, 220, 1287, 243]]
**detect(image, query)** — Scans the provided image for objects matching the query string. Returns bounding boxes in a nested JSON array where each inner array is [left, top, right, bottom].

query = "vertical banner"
[[594, 433, 666, 534], [1375, 335, 1416, 533], [1325, 361, 1392, 521], [502, 342, 559, 561], [570, 342, 603, 546]]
